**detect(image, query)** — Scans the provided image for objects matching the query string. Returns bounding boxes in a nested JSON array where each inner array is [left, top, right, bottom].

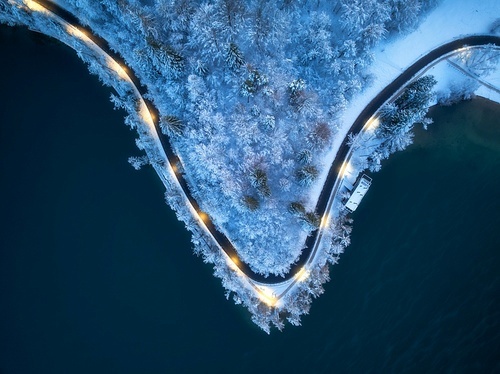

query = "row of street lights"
[[23, 0, 381, 311]]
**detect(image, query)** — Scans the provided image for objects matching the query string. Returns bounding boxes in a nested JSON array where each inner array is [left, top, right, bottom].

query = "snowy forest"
[[347, 75, 437, 176], [40, 0, 437, 277], [1, 0, 466, 332]]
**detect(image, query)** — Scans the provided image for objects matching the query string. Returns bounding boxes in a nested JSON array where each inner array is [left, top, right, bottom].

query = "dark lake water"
[[1, 25, 499, 373]]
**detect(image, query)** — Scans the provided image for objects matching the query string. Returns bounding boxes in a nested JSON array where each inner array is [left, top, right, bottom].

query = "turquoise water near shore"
[[1, 26, 499, 373]]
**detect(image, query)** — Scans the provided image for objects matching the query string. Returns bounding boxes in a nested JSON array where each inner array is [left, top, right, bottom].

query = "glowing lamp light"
[[25, 0, 46, 12], [226, 256, 240, 271], [116, 64, 129, 80], [258, 286, 277, 306], [366, 117, 380, 131], [296, 268, 310, 282], [320, 214, 330, 229], [139, 106, 153, 123]]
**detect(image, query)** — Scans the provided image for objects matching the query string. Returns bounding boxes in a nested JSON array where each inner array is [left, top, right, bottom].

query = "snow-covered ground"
[[477, 84, 500, 103], [316, 0, 500, 195], [2, 0, 498, 332], [432, 55, 500, 104], [260, 0, 500, 328], [30, 0, 494, 278]]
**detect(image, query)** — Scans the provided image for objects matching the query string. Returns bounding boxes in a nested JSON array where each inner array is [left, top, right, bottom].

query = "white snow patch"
[[335, 0, 499, 158]]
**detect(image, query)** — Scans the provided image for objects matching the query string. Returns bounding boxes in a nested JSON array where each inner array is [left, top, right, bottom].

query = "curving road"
[[27, 0, 500, 286], [30, 0, 273, 281], [303, 35, 500, 273]]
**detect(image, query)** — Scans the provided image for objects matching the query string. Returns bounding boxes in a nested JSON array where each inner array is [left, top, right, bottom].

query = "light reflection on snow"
[[296, 268, 310, 283], [340, 161, 353, 179], [320, 214, 330, 229], [24, 0, 46, 12], [366, 116, 380, 131], [258, 286, 277, 306]]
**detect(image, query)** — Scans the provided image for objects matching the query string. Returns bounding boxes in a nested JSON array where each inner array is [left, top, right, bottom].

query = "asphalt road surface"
[[29, 1, 500, 284]]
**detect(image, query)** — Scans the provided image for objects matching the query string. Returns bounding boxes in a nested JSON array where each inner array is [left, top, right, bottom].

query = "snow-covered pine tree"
[[250, 168, 271, 198], [288, 201, 306, 216], [297, 149, 312, 165], [242, 195, 260, 211], [160, 115, 185, 136], [296, 165, 319, 187], [226, 42, 245, 70]]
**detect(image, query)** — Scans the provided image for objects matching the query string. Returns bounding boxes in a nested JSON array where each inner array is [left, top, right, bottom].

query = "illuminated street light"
[[258, 286, 277, 306], [320, 214, 330, 229], [226, 256, 240, 271], [139, 106, 153, 123], [198, 212, 209, 223], [295, 268, 310, 282], [25, 0, 46, 12], [366, 116, 380, 131], [116, 64, 129, 80]]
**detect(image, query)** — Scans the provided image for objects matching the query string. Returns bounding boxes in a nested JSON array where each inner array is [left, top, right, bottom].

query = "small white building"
[[345, 174, 372, 212]]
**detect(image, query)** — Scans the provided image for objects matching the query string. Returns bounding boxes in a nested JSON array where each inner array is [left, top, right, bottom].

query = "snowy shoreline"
[[1, 0, 498, 332], [319, 0, 499, 198]]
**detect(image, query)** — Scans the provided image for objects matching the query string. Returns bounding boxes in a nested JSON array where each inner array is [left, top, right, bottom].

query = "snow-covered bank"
[[2, 0, 498, 332], [40, 0, 446, 278], [337, 0, 499, 152], [477, 88, 500, 104]]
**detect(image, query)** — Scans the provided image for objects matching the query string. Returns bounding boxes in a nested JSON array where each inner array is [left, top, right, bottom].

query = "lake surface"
[[0, 25, 499, 373]]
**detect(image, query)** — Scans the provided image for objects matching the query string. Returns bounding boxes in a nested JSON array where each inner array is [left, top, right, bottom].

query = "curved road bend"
[[32, 0, 276, 281], [30, 0, 500, 284], [304, 35, 500, 269]]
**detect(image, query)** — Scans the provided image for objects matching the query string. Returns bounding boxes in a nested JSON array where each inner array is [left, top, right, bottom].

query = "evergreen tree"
[[242, 195, 260, 211], [262, 115, 275, 130], [241, 69, 268, 98], [297, 149, 312, 165], [160, 115, 185, 136], [163, 45, 185, 74], [379, 75, 436, 137], [379, 102, 398, 120], [250, 168, 271, 197], [226, 42, 245, 69], [395, 75, 437, 111], [296, 165, 319, 186], [288, 78, 307, 110], [301, 211, 320, 229], [288, 201, 306, 216], [386, 0, 422, 33], [147, 37, 185, 77]]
